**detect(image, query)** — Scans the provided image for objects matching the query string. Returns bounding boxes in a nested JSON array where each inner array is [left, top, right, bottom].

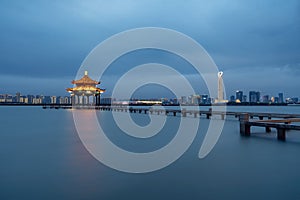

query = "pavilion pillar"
[[71, 95, 75, 105], [81, 95, 84, 105], [96, 94, 101, 106], [74, 95, 78, 105], [87, 96, 90, 105]]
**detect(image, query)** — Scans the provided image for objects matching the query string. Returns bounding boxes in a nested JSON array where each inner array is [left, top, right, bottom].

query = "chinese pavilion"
[[66, 71, 105, 106]]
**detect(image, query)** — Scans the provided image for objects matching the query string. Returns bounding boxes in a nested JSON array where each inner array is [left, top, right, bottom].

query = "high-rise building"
[[218, 71, 224, 101], [278, 93, 284, 103], [230, 95, 235, 102], [16, 92, 21, 103], [215, 71, 228, 103], [243, 95, 247, 103], [236, 90, 243, 102], [201, 95, 209, 104], [249, 91, 260, 103], [262, 95, 269, 103]]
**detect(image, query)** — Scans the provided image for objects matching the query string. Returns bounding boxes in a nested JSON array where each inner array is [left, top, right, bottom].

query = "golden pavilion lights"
[[66, 71, 105, 106]]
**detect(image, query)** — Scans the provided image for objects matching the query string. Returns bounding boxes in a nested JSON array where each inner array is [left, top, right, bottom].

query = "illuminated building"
[[236, 90, 243, 102], [66, 71, 105, 106], [218, 71, 224, 101], [215, 71, 228, 103]]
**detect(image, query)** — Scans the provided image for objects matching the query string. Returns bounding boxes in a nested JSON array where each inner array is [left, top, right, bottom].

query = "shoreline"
[[0, 103, 291, 107]]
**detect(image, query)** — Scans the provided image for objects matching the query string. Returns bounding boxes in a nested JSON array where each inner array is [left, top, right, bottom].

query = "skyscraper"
[[215, 71, 228, 103], [236, 90, 243, 102], [218, 71, 224, 101], [278, 93, 284, 103], [16, 92, 20, 103], [249, 91, 260, 103]]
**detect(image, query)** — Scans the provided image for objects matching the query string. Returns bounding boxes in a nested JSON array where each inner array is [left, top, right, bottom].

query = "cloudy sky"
[[0, 0, 299, 98]]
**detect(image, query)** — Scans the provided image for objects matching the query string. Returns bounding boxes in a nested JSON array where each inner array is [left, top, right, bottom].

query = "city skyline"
[[1, 2, 300, 199], [0, 70, 298, 103], [1, 89, 298, 105], [0, 1, 299, 97]]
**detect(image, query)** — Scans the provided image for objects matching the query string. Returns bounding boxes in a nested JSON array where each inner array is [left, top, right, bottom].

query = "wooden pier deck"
[[239, 113, 300, 141], [42, 105, 300, 141]]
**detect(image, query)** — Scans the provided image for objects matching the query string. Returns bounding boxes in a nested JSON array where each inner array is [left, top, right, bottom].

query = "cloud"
[[0, 0, 299, 97]]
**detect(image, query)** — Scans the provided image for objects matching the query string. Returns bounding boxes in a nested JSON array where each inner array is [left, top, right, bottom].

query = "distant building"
[[180, 96, 187, 104], [161, 98, 169, 105], [0, 94, 12, 102], [262, 95, 269, 103], [201, 95, 209, 104], [16, 92, 21, 103], [249, 91, 260, 103], [51, 96, 57, 104], [169, 98, 178, 104], [236, 90, 243, 102], [190, 94, 201, 105], [243, 95, 247, 103], [26, 95, 34, 104], [291, 97, 299, 103], [5, 95, 13, 103], [43, 96, 51, 104], [286, 97, 298, 104], [217, 72, 224, 101], [20, 96, 28, 103], [271, 97, 279, 103], [278, 93, 284, 103], [0, 95, 4, 102], [33, 95, 43, 104], [229, 95, 235, 102]]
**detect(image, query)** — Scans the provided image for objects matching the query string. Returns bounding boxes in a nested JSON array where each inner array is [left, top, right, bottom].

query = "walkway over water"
[[42, 105, 300, 141]]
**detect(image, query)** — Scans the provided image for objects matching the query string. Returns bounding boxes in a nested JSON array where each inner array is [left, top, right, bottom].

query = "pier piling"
[[240, 113, 250, 136], [277, 128, 286, 141]]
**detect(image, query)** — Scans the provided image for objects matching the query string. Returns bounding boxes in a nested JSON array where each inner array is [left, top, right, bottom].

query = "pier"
[[42, 105, 300, 141], [239, 113, 300, 141]]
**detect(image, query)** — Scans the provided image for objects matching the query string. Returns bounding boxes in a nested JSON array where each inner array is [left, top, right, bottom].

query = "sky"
[[0, 0, 299, 99]]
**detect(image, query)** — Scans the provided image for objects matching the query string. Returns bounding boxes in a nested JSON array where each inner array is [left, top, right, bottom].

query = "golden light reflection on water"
[[72, 109, 110, 155]]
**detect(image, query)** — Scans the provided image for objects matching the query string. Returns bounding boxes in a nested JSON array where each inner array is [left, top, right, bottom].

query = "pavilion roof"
[[72, 71, 100, 85], [66, 87, 105, 93]]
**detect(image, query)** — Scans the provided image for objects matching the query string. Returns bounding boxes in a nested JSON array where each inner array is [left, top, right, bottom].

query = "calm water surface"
[[1, 106, 300, 200]]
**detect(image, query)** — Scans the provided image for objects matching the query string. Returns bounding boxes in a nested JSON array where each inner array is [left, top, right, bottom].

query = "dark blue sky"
[[0, 0, 299, 98]]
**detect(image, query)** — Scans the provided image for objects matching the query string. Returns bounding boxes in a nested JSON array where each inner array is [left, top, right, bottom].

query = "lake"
[[0, 106, 300, 199]]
